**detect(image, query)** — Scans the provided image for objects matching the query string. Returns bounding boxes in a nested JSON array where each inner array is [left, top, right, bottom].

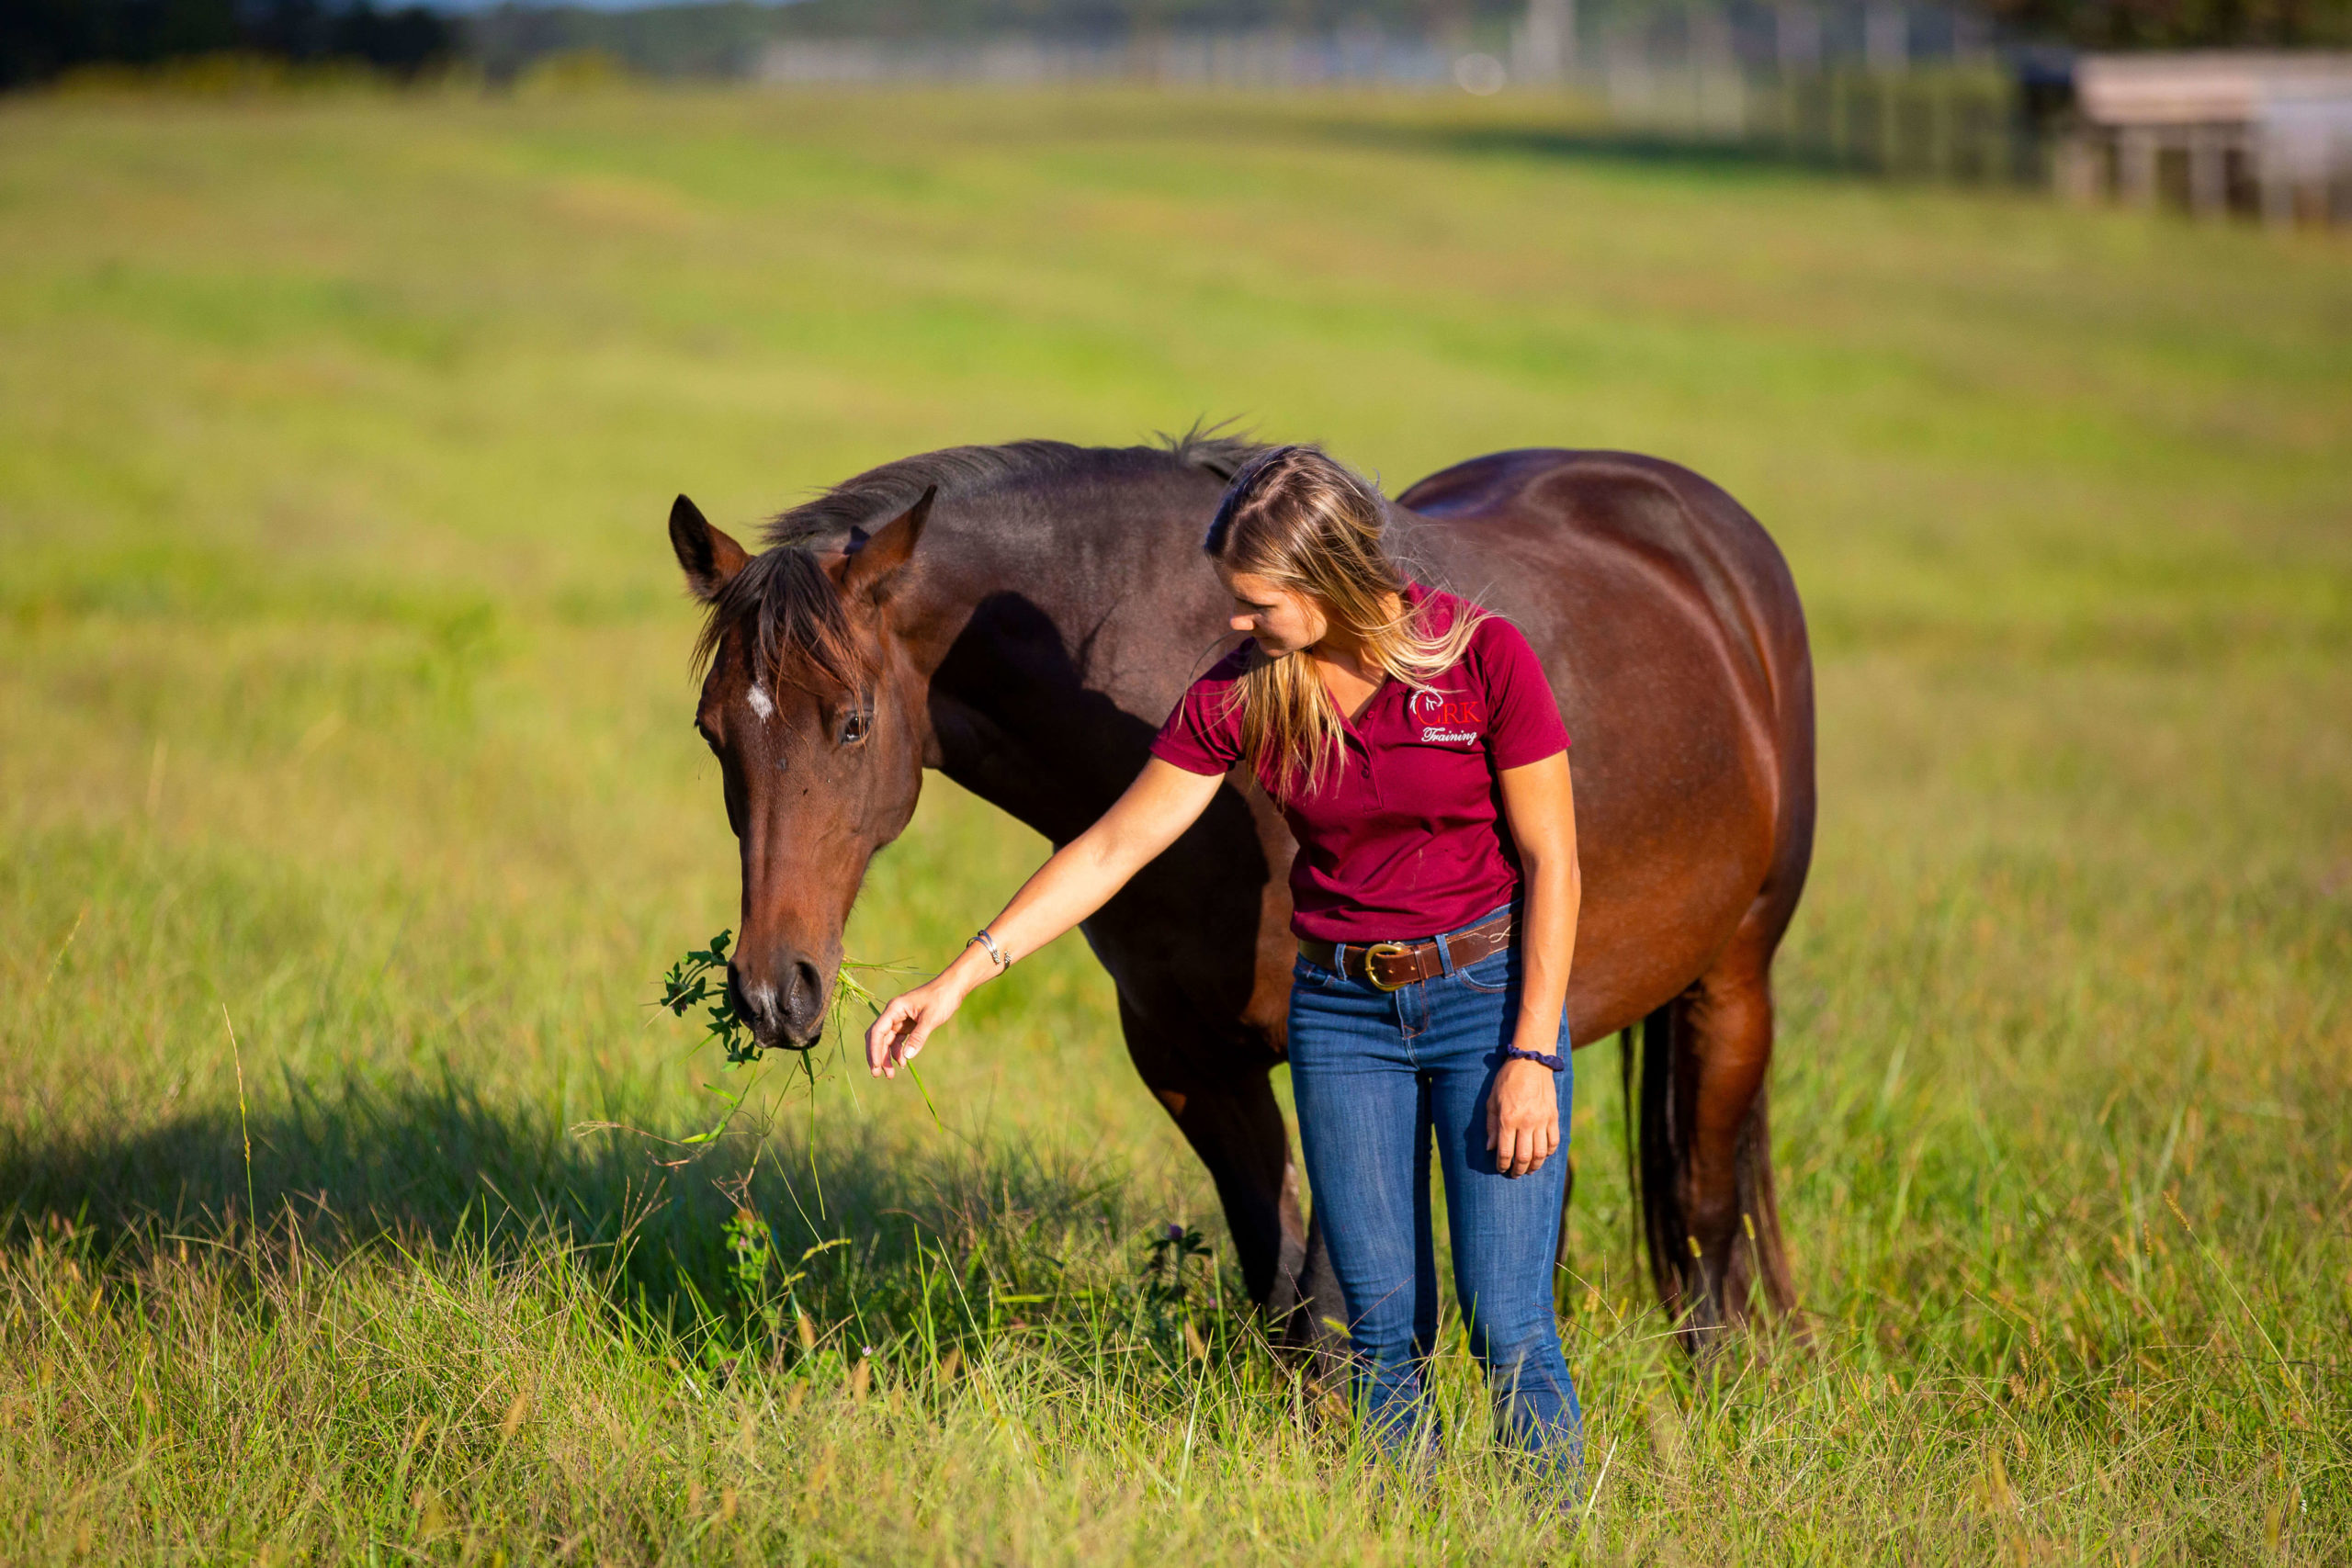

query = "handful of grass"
[[644, 930, 826, 1155], [659, 930, 890, 1065], [652, 933, 934, 1145], [657, 930, 774, 1065]]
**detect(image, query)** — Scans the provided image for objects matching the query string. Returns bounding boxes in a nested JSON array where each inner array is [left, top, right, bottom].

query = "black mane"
[[697, 428, 1265, 689], [763, 427, 1264, 548]]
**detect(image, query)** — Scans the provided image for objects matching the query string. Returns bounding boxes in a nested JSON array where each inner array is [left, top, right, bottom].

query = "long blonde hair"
[[1204, 446, 1485, 802]]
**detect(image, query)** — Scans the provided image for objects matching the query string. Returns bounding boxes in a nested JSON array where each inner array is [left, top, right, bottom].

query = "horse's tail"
[[1621, 999, 1800, 1346], [1622, 1004, 1688, 1317]]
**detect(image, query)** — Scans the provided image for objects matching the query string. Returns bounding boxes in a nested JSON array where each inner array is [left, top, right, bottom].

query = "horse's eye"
[[839, 707, 870, 746]]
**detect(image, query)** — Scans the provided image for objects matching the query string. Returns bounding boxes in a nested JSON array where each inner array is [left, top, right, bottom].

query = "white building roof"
[[2076, 51, 2352, 129]]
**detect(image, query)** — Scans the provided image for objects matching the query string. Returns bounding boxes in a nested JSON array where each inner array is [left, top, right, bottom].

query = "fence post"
[[2119, 126, 2159, 207], [2188, 126, 2227, 218], [2053, 130, 2103, 202], [1930, 73, 1954, 182], [1518, 0, 1574, 84], [1693, 6, 1737, 136], [1775, 3, 1821, 73], [2258, 126, 2298, 228], [1829, 70, 1847, 166], [1864, 6, 1905, 75]]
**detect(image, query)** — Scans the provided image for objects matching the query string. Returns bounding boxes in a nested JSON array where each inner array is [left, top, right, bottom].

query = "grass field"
[[2, 84, 2349, 1563]]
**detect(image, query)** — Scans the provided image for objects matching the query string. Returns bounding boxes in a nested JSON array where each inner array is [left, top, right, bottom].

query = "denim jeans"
[[1287, 903, 1581, 1470]]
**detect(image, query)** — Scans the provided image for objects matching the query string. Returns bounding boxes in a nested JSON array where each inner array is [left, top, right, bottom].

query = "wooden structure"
[[2058, 52, 2352, 225]]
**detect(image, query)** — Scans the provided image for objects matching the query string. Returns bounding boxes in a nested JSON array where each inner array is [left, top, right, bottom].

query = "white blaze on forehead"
[[744, 684, 775, 722]]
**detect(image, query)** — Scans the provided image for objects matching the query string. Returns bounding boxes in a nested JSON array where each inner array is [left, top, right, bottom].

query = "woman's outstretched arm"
[[865, 758, 1227, 1077]]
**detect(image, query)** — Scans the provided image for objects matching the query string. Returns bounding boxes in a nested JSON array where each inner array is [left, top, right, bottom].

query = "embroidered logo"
[[1409, 689, 1484, 746]]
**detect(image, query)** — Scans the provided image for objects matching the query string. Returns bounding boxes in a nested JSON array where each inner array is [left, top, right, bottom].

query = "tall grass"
[[2, 86, 2347, 1562]]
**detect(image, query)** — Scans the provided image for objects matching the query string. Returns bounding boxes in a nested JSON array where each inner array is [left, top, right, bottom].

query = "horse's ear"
[[839, 485, 935, 602], [670, 494, 751, 604]]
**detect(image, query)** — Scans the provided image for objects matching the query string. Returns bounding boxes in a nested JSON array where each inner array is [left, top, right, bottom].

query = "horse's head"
[[667, 489, 934, 1051]]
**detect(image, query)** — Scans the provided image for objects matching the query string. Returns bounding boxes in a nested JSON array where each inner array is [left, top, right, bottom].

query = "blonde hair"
[[1204, 446, 1485, 802]]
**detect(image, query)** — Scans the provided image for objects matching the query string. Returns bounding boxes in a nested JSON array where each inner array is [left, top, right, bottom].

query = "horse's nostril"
[[729, 964, 777, 1029], [786, 959, 825, 1027]]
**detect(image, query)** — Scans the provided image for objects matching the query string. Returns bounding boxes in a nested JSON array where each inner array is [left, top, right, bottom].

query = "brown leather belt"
[[1298, 910, 1515, 992]]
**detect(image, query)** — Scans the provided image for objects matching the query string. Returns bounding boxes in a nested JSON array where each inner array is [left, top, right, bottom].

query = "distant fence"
[[756, 7, 2050, 187], [757, 33, 1463, 90], [752, 5, 2007, 89], [1599, 63, 2042, 181]]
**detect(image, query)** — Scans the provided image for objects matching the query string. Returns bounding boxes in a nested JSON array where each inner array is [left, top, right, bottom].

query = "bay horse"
[[667, 433, 1813, 1349]]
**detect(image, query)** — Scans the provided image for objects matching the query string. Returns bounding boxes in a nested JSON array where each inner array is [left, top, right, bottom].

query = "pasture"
[[2, 84, 2348, 1563]]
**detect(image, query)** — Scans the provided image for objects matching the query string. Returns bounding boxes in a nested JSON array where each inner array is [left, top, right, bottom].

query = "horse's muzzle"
[[729, 952, 830, 1048]]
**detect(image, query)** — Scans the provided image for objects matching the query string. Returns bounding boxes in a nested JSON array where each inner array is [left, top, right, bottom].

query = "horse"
[[666, 432, 1814, 1349]]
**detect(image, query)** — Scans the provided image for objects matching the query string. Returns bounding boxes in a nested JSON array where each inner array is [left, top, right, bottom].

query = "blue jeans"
[[1288, 905, 1580, 1470]]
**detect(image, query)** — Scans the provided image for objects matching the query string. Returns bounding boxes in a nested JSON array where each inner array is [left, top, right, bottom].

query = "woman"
[[865, 445, 1581, 1469]]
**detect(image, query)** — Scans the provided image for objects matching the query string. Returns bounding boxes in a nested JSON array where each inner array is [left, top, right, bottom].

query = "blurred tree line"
[[468, 0, 2352, 66], [617, 0, 2352, 50], [1984, 0, 2350, 45], [2, 0, 453, 87]]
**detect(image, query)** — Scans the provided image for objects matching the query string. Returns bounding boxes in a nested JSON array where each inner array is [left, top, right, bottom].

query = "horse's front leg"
[[1113, 994, 1342, 1366]]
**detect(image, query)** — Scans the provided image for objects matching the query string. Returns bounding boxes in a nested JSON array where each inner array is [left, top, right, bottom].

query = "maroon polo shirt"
[[1149, 582, 1570, 943]]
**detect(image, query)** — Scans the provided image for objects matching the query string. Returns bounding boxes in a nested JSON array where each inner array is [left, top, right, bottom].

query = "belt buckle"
[[1363, 941, 1414, 991]]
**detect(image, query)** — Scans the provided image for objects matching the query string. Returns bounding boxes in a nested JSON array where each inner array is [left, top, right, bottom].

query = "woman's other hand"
[[865, 973, 967, 1078], [1487, 1057, 1560, 1178]]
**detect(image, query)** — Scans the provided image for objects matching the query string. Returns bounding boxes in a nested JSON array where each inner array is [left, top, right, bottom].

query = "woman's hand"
[[1487, 1057, 1561, 1178], [865, 971, 970, 1078]]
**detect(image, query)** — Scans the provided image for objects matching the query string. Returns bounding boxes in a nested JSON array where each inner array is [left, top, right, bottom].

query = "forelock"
[[693, 547, 874, 695]]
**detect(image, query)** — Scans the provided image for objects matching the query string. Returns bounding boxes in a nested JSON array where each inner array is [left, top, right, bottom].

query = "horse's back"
[[1396, 449, 1815, 1038], [1398, 450, 1804, 685]]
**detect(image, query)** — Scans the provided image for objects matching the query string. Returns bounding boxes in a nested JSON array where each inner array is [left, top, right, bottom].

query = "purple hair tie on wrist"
[[1503, 1045, 1566, 1072]]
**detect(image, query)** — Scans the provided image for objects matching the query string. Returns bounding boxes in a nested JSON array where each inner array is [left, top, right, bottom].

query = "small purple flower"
[[862, 1345, 876, 1357], [1165, 1223, 1184, 1243]]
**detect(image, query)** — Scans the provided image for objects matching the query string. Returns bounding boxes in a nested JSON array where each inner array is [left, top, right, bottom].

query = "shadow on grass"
[[0, 1066, 1152, 1339], [1322, 117, 1855, 185]]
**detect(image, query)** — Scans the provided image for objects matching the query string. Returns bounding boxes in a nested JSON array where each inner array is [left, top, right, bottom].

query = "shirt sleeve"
[[1148, 660, 1248, 776], [1476, 616, 1571, 770]]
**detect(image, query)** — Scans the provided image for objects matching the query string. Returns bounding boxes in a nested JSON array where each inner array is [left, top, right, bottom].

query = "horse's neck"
[[909, 480, 1222, 847]]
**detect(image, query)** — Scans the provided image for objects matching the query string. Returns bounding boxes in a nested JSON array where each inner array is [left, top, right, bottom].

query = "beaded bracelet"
[[1502, 1045, 1566, 1072]]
